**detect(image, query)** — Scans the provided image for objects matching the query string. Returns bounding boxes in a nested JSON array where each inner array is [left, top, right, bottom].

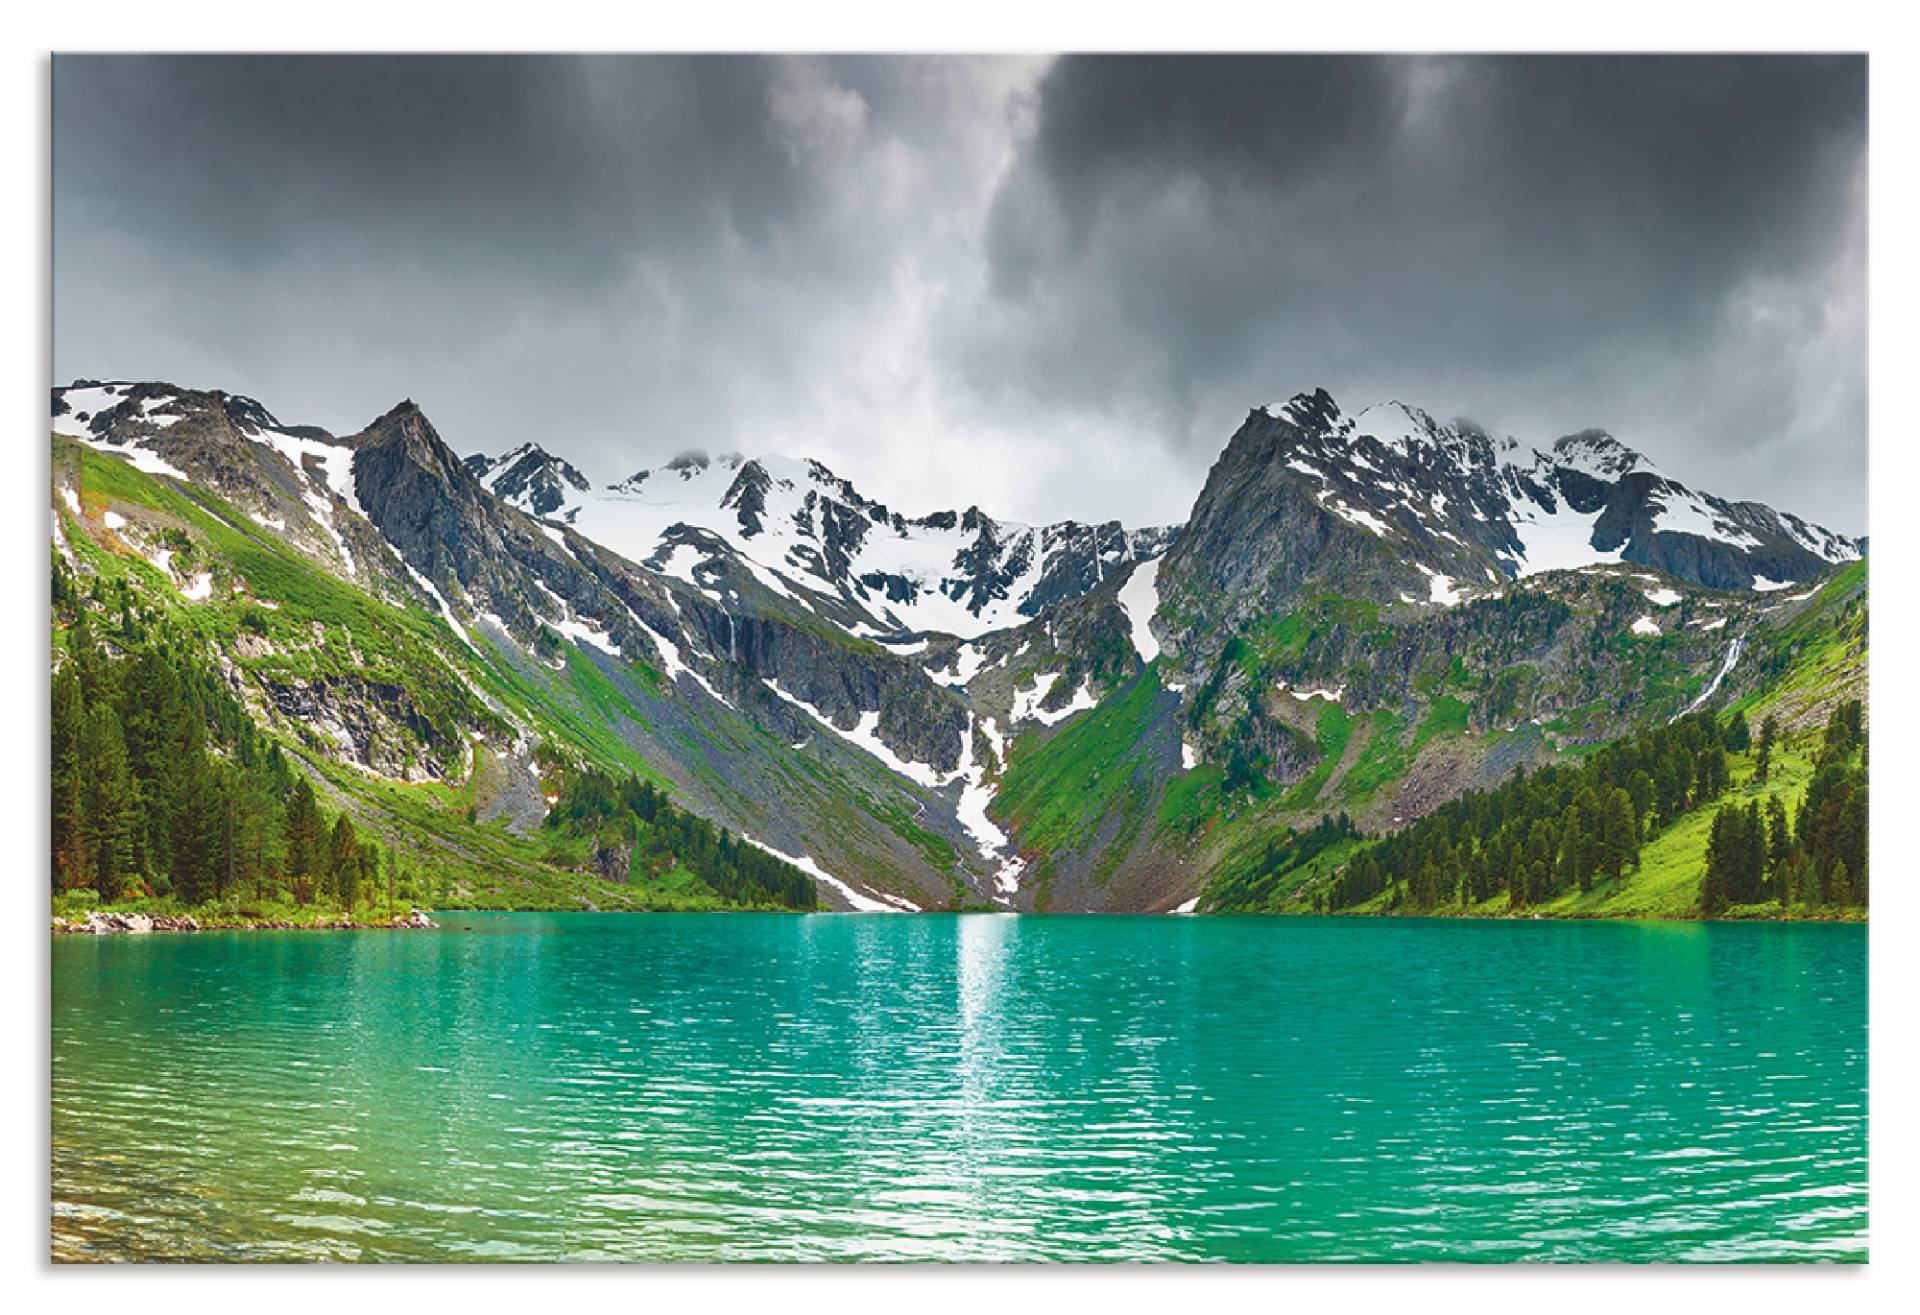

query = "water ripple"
[[52, 914, 1866, 1262]]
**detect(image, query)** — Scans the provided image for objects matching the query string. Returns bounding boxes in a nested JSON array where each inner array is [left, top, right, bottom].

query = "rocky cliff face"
[[1156, 390, 1860, 679]]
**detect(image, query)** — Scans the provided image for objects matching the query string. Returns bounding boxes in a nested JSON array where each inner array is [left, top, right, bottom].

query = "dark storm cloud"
[[53, 54, 1865, 531], [956, 54, 1866, 528], [56, 56, 869, 445]]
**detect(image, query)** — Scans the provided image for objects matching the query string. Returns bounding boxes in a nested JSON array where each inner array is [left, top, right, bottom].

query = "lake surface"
[[51, 914, 1866, 1263]]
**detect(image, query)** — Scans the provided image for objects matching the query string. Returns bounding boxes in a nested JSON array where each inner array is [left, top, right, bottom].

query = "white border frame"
[[5, 5, 1912, 1309]]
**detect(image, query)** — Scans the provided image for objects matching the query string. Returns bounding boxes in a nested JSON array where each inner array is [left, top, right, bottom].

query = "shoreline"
[[54, 909, 437, 935], [51, 906, 1866, 932], [1287, 907, 1866, 925]]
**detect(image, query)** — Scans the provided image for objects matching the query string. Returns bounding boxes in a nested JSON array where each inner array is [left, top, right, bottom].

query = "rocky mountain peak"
[[1550, 428, 1650, 480], [1164, 384, 1862, 638], [1260, 387, 1342, 430], [463, 441, 591, 518], [356, 400, 460, 475]]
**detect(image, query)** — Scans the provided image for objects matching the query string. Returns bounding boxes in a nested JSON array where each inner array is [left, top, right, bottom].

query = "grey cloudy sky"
[[53, 54, 1866, 532]]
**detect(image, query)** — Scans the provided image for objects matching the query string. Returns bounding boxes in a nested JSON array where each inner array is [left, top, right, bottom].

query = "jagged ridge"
[[52, 377, 1865, 915]]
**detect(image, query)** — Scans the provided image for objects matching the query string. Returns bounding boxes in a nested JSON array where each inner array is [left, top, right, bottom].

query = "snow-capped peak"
[[1241, 384, 1861, 593], [463, 441, 1176, 640], [1351, 400, 1442, 454], [462, 442, 591, 519], [1261, 388, 1343, 430], [1550, 429, 1651, 480]]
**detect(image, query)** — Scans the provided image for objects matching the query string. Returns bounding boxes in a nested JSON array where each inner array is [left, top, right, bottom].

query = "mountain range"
[[51, 376, 1866, 912]]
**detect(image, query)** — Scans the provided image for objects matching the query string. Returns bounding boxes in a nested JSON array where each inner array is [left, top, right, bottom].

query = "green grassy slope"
[[1194, 562, 1867, 920], [991, 664, 1170, 906], [51, 438, 833, 914]]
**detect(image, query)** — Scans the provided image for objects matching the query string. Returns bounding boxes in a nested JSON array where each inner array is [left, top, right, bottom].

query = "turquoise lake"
[[51, 913, 1867, 1263]]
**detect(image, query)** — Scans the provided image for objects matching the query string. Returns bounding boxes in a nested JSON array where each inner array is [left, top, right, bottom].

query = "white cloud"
[[766, 57, 870, 170]]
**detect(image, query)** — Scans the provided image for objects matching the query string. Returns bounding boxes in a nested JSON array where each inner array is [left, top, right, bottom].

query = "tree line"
[[544, 768, 819, 910]]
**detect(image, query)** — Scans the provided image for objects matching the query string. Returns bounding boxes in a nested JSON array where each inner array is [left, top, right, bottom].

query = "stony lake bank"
[[54, 909, 438, 935]]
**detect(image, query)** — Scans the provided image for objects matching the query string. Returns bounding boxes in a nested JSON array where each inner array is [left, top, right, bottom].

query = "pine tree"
[[329, 814, 360, 909], [1598, 787, 1638, 883], [1780, 852, 1805, 908], [234, 773, 285, 901], [1559, 801, 1592, 893], [51, 665, 87, 890], [120, 647, 195, 879], [1767, 796, 1792, 902], [1702, 805, 1737, 915], [1755, 716, 1778, 784], [78, 704, 134, 901], [1723, 710, 1751, 753], [357, 842, 379, 914], [1738, 802, 1767, 904], [1818, 700, 1861, 765], [1840, 786, 1867, 907], [284, 778, 324, 905], [1695, 745, 1729, 802], [170, 755, 222, 905], [213, 767, 238, 901], [1626, 770, 1655, 828], [1829, 859, 1852, 909], [1654, 759, 1684, 825]]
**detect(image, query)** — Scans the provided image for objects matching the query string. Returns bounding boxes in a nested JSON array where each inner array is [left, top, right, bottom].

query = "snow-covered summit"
[[465, 441, 1178, 639], [1241, 389, 1862, 593], [461, 443, 590, 518], [1550, 429, 1650, 481]]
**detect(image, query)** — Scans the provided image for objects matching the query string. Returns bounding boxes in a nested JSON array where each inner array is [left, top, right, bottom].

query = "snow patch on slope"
[[763, 679, 950, 788], [1415, 563, 1461, 606], [55, 393, 191, 481], [928, 642, 992, 688], [739, 834, 916, 913], [1009, 671, 1097, 726], [1116, 556, 1163, 662], [949, 714, 1025, 901], [1651, 489, 1761, 550], [1509, 498, 1622, 577]]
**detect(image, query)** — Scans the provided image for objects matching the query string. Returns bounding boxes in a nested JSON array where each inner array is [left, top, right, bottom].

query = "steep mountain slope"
[[1196, 558, 1868, 919], [945, 391, 1861, 910], [51, 378, 1864, 915], [54, 380, 414, 600], [1155, 391, 1858, 680], [957, 553, 1847, 911]]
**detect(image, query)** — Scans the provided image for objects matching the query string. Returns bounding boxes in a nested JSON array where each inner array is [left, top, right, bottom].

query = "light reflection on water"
[[52, 914, 1865, 1262]]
